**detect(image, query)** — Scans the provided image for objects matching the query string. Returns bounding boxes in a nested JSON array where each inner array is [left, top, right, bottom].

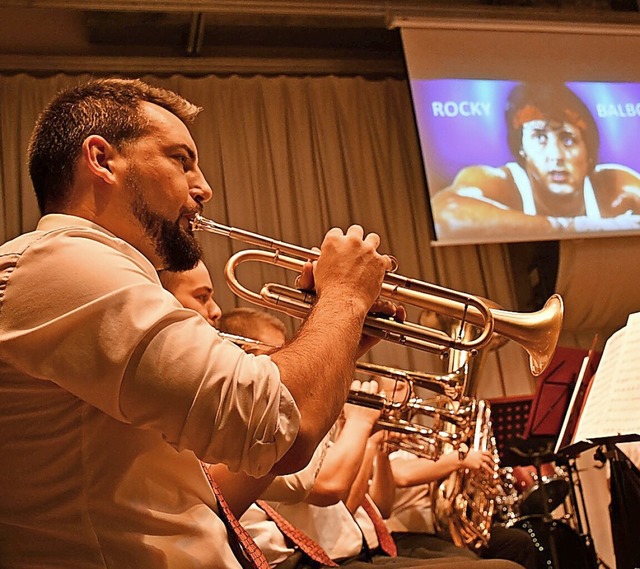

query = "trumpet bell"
[[492, 294, 564, 377]]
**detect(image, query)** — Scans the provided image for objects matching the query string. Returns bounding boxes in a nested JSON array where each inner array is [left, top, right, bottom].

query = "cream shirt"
[[240, 428, 379, 564], [240, 432, 331, 566], [274, 501, 373, 561], [0, 215, 300, 568], [385, 451, 435, 534], [240, 502, 377, 567]]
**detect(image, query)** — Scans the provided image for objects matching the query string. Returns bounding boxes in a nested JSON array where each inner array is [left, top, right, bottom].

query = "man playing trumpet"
[[0, 77, 395, 569]]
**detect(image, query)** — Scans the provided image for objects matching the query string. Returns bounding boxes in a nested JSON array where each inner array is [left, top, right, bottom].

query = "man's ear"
[[82, 135, 117, 184]]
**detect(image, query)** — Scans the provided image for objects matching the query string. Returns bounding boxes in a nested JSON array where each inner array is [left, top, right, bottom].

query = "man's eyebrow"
[[193, 285, 213, 295], [171, 143, 197, 161]]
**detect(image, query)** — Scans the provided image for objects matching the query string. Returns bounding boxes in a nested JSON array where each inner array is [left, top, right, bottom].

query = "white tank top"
[[505, 162, 601, 218]]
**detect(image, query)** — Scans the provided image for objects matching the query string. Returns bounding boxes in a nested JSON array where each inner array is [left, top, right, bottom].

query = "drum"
[[510, 515, 593, 569], [513, 463, 570, 516]]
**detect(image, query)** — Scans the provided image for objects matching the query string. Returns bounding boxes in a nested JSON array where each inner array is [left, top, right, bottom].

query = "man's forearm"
[[270, 292, 367, 474]]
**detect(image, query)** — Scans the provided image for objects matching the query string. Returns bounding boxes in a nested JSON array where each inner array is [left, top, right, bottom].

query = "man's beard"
[[127, 170, 202, 272]]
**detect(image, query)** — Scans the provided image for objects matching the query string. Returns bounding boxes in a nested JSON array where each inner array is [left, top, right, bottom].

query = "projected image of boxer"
[[431, 82, 640, 240]]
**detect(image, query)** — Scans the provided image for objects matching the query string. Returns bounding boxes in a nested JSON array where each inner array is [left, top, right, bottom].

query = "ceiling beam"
[[0, 1, 401, 16], [2, 0, 639, 25], [186, 12, 206, 56], [392, 14, 640, 35], [0, 53, 405, 76]]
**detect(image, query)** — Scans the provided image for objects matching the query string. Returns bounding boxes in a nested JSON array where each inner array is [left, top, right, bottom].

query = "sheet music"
[[609, 312, 640, 428], [572, 314, 640, 443]]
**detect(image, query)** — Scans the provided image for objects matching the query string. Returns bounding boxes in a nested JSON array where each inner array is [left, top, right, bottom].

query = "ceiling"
[[0, 0, 639, 76]]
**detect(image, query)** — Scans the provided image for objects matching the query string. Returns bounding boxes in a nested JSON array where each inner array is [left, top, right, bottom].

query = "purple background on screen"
[[410, 79, 640, 197]]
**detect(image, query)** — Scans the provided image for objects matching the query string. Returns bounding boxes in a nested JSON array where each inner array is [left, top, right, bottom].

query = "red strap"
[[360, 495, 398, 557], [201, 462, 270, 569], [256, 499, 338, 567]]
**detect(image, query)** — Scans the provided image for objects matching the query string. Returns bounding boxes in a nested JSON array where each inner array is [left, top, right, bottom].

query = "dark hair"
[[505, 82, 599, 170], [28, 78, 201, 214]]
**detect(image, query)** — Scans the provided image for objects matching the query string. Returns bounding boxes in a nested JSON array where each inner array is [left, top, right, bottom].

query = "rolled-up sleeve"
[[123, 315, 300, 477], [259, 431, 332, 503], [0, 217, 300, 477]]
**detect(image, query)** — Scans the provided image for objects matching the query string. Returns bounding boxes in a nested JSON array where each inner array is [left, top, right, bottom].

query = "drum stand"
[[530, 453, 562, 569], [558, 456, 603, 569], [508, 440, 600, 569], [507, 441, 565, 568]]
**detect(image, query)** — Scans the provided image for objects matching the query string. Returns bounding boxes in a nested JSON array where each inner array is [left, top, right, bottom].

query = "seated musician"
[[214, 308, 526, 569], [217, 308, 397, 566], [368, 377, 537, 569], [218, 306, 289, 354], [158, 259, 223, 327]]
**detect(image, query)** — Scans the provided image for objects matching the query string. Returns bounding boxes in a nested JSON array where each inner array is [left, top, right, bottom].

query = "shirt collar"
[[36, 214, 117, 236]]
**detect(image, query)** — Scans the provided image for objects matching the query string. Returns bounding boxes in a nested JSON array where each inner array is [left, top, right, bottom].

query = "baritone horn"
[[191, 214, 563, 375]]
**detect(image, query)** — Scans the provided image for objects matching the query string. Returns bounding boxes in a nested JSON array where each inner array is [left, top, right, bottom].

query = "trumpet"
[[347, 385, 486, 461], [350, 360, 475, 459], [219, 329, 467, 431], [356, 361, 465, 401], [219, 330, 469, 458], [217, 331, 279, 354], [345, 389, 470, 460], [192, 214, 563, 376], [346, 390, 476, 431]]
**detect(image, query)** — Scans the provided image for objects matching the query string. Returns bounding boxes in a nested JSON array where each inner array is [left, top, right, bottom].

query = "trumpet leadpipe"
[[217, 331, 279, 352]]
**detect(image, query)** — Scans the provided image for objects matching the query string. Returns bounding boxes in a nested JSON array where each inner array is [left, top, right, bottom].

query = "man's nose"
[[546, 134, 564, 163], [190, 167, 213, 204], [207, 300, 222, 326]]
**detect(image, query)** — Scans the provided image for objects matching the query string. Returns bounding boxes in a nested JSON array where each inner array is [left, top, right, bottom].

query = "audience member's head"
[[159, 260, 222, 327]]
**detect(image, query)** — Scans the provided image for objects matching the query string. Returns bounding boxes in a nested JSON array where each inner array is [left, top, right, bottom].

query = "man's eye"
[[174, 155, 189, 168]]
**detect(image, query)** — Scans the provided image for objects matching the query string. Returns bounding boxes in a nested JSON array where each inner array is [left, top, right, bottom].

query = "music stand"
[[498, 346, 599, 467], [553, 336, 639, 569], [487, 394, 533, 466], [525, 346, 600, 440], [554, 343, 601, 457], [503, 346, 601, 569]]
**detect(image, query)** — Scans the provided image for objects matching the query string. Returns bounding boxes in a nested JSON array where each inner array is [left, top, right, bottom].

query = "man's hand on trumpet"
[[294, 225, 405, 357]]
